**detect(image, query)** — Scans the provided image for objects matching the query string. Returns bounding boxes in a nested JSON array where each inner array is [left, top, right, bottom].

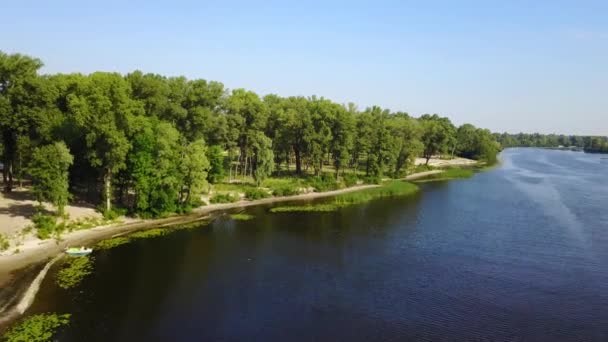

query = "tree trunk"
[[294, 147, 302, 175], [104, 170, 112, 212]]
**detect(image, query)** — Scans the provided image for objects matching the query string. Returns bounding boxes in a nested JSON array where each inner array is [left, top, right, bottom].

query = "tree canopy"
[[0, 50, 508, 217]]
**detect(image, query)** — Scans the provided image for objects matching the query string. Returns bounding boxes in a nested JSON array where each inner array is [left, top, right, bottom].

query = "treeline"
[[0, 51, 499, 217], [494, 133, 608, 153]]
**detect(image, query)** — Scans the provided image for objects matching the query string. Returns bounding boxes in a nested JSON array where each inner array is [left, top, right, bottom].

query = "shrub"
[[101, 207, 127, 220], [362, 176, 382, 185], [343, 174, 360, 187], [210, 193, 239, 204], [307, 174, 341, 192], [56, 256, 93, 289], [245, 188, 271, 200], [2, 313, 71, 342], [271, 185, 300, 196], [32, 214, 57, 240], [0, 233, 9, 251]]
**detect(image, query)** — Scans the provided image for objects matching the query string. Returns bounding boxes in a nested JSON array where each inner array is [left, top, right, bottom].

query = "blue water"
[[25, 148, 608, 341]]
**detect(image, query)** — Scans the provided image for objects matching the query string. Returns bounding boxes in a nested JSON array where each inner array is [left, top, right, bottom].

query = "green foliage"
[[343, 174, 360, 187], [95, 237, 131, 250], [415, 168, 474, 182], [270, 184, 300, 196], [129, 228, 169, 239], [0, 233, 9, 251], [32, 214, 58, 240], [2, 313, 71, 342], [272, 181, 418, 213], [333, 181, 418, 206], [56, 256, 93, 289], [206, 145, 225, 183], [210, 193, 239, 203], [244, 188, 271, 200], [0, 50, 503, 214], [101, 207, 127, 220], [230, 213, 255, 220], [270, 204, 338, 213], [307, 174, 341, 192], [28, 142, 74, 215]]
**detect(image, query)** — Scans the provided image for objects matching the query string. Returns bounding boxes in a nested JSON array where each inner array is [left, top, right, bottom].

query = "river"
[[19, 148, 608, 341]]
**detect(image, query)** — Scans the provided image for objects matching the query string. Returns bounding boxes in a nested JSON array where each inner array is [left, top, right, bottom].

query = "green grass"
[[95, 237, 131, 250], [0, 233, 9, 251], [2, 313, 71, 342], [129, 228, 169, 239], [56, 256, 93, 289], [230, 213, 255, 220], [271, 181, 419, 213], [244, 188, 271, 200], [210, 193, 240, 203], [414, 168, 474, 182], [212, 183, 256, 192], [270, 204, 338, 213]]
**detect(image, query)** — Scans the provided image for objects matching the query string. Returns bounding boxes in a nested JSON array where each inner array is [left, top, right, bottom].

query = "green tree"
[[179, 139, 210, 206], [67, 72, 142, 212], [28, 142, 74, 215], [205, 145, 225, 184], [251, 133, 274, 186]]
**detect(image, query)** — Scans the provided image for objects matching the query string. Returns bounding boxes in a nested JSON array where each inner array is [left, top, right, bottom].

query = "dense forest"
[[494, 133, 608, 153], [0, 51, 500, 218]]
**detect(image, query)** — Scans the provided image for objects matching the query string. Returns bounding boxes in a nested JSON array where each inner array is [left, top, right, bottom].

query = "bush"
[[210, 193, 239, 204], [271, 185, 300, 196], [2, 313, 71, 342], [307, 174, 341, 192], [362, 176, 382, 185], [0, 233, 9, 251], [101, 207, 127, 220], [245, 188, 271, 200], [343, 174, 360, 187], [32, 214, 57, 240]]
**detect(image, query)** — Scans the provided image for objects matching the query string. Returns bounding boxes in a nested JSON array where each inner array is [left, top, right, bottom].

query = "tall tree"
[[28, 142, 74, 215], [67, 72, 142, 212]]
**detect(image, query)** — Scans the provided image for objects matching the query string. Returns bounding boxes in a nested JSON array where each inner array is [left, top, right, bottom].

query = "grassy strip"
[[56, 256, 93, 289], [129, 228, 169, 239], [270, 204, 338, 213], [270, 181, 418, 213], [414, 168, 474, 182], [95, 237, 131, 250], [230, 213, 255, 220], [2, 313, 71, 342]]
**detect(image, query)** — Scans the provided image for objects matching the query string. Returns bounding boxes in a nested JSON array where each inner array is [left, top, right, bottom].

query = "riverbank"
[[0, 169, 454, 285]]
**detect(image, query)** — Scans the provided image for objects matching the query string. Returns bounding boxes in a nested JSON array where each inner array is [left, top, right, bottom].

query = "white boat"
[[65, 247, 93, 256]]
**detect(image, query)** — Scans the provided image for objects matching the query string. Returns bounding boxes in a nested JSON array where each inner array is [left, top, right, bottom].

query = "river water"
[[21, 148, 608, 341]]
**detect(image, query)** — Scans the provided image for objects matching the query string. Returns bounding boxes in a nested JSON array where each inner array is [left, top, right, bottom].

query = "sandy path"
[[415, 156, 478, 167]]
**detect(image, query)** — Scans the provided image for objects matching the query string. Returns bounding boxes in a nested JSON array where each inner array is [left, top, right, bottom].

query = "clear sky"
[[2, 0, 607, 135]]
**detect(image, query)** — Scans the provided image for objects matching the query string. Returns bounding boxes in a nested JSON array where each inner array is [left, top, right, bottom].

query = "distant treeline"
[[494, 133, 608, 154], [0, 51, 499, 217]]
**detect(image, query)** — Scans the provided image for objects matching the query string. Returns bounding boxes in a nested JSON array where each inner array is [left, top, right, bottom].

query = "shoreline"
[[0, 169, 449, 326], [0, 170, 446, 284]]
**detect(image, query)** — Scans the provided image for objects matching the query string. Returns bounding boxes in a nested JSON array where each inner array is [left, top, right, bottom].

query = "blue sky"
[[2, 0, 607, 135]]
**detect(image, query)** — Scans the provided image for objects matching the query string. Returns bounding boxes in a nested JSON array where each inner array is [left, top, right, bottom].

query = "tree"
[[179, 139, 210, 207], [419, 114, 455, 165], [251, 133, 274, 186], [28, 142, 74, 215], [67, 72, 142, 212], [0, 52, 56, 191], [206, 145, 225, 184]]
